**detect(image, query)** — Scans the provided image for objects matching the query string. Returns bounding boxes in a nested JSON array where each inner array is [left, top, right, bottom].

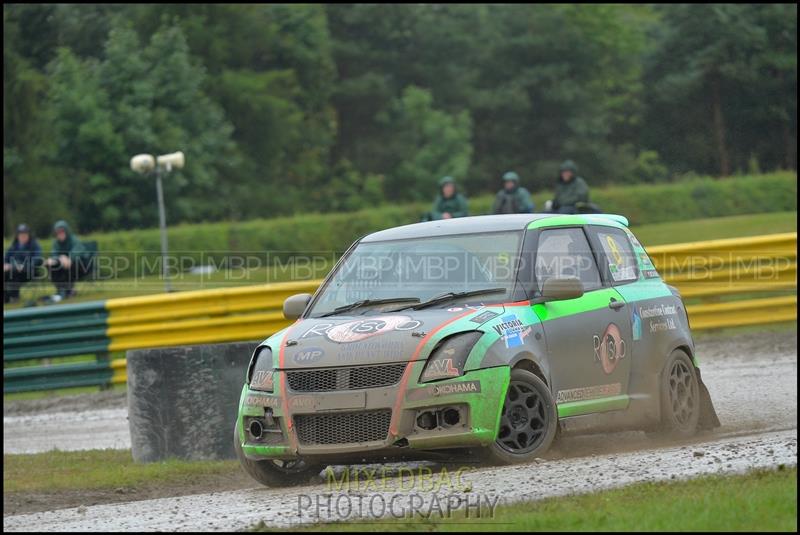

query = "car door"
[[531, 226, 632, 415]]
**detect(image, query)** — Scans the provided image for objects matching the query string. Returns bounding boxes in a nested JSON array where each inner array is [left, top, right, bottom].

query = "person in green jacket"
[[428, 176, 469, 220], [491, 171, 535, 214], [44, 220, 91, 300], [551, 160, 590, 214]]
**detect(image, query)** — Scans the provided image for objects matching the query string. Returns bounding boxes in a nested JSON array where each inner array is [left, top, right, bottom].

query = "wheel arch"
[[509, 352, 550, 386]]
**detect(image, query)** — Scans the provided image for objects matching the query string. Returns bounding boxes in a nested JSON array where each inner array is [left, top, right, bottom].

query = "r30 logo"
[[593, 323, 626, 375]]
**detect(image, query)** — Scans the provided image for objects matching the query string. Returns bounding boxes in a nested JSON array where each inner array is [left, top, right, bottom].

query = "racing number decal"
[[605, 235, 624, 266]]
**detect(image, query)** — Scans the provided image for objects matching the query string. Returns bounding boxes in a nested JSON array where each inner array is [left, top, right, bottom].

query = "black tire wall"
[[126, 341, 258, 462]]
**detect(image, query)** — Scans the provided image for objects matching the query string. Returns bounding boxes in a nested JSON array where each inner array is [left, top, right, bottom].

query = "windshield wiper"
[[317, 297, 421, 317], [390, 287, 507, 311]]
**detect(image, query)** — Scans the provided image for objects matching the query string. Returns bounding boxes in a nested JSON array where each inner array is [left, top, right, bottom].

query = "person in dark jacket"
[[44, 220, 90, 300], [551, 160, 590, 214], [429, 176, 469, 220], [4, 223, 43, 303], [491, 171, 535, 214]]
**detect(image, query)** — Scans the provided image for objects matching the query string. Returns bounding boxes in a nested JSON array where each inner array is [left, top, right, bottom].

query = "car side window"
[[592, 227, 639, 285], [534, 228, 602, 293]]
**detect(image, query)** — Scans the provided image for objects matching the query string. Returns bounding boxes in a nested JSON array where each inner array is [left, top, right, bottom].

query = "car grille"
[[287, 363, 407, 392], [295, 410, 392, 446]]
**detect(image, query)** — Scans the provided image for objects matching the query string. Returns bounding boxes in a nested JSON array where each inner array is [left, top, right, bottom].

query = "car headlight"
[[419, 331, 483, 383], [247, 346, 274, 392]]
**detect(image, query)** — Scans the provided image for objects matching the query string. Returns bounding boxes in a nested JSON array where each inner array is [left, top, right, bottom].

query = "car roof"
[[361, 213, 629, 242]]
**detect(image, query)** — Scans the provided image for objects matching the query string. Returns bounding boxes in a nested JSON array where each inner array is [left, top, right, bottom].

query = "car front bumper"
[[238, 364, 510, 460]]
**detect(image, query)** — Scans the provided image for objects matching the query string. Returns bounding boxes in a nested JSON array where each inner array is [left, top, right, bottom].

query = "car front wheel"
[[233, 420, 323, 487], [483, 368, 558, 464]]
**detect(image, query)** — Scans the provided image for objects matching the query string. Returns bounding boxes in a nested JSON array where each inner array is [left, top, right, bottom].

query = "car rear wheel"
[[651, 350, 700, 438], [233, 421, 323, 487], [483, 368, 557, 464]]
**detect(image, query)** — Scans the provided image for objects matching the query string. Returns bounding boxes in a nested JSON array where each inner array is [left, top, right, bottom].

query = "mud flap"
[[696, 370, 720, 430]]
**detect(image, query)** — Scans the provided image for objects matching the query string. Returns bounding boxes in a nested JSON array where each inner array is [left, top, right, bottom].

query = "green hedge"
[[13, 172, 796, 279]]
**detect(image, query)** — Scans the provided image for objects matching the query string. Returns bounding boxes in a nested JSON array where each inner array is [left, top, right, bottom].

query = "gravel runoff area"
[[3, 430, 796, 531]]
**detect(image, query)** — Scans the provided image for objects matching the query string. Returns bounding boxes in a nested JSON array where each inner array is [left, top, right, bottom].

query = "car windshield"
[[308, 230, 523, 317]]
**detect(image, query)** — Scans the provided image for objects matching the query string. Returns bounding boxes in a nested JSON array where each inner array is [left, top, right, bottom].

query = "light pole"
[[130, 151, 185, 293]]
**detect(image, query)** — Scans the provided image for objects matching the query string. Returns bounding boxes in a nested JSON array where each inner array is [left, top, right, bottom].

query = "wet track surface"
[[3, 330, 797, 530]]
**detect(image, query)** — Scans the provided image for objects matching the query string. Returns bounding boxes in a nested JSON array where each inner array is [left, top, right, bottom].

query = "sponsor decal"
[[447, 307, 464, 312], [643, 269, 660, 279], [423, 357, 461, 380], [639, 303, 678, 333], [250, 370, 274, 391], [631, 307, 642, 341], [625, 230, 643, 249], [593, 323, 626, 374], [431, 380, 480, 396], [407, 380, 481, 401], [245, 394, 280, 408], [556, 383, 621, 404], [293, 347, 325, 365], [336, 339, 404, 362], [289, 396, 316, 410], [492, 314, 532, 348], [470, 310, 500, 324], [301, 316, 422, 344]]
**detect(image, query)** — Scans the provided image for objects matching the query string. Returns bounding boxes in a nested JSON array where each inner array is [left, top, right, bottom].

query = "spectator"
[[44, 220, 90, 301], [491, 171, 534, 214], [4, 223, 43, 303], [429, 176, 469, 220], [551, 160, 590, 214]]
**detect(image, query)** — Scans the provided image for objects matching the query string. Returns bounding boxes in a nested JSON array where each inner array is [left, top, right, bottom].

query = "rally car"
[[234, 213, 719, 486]]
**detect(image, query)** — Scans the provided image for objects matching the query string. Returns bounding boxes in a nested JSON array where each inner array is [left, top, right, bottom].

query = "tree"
[[46, 21, 236, 231], [643, 4, 796, 176], [379, 86, 472, 201]]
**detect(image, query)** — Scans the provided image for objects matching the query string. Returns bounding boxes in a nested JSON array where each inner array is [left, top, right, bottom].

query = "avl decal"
[[423, 358, 461, 380]]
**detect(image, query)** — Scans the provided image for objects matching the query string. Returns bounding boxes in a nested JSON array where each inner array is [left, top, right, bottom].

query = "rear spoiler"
[[587, 214, 629, 227]]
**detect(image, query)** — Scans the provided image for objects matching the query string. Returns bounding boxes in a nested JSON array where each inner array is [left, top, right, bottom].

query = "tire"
[[233, 421, 323, 487], [483, 368, 558, 464], [650, 350, 701, 439]]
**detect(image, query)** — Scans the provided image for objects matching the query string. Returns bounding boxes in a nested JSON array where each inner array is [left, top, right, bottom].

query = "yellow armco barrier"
[[685, 295, 797, 330], [102, 232, 796, 384], [105, 280, 321, 351]]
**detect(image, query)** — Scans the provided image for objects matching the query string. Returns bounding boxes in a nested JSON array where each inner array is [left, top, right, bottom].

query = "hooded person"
[[45, 220, 90, 300], [4, 223, 43, 303], [429, 176, 469, 220], [491, 171, 535, 214], [551, 160, 590, 214]]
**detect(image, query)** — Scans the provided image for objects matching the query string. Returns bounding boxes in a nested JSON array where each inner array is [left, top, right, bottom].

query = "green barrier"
[[3, 360, 114, 393], [3, 301, 112, 392], [3, 301, 111, 363]]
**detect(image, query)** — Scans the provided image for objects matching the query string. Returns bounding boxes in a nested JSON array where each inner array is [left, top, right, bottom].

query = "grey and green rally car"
[[235, 214, 719, 486]]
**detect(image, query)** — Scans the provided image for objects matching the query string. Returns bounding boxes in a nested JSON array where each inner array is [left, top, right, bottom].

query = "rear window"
[[593, 227, 639, 284]]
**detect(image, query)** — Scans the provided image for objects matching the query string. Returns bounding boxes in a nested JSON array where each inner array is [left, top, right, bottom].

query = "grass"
[[633, 210, 797, 246], [265, 466, 797, 532], [4, 210, 796, 309], [3, 449, 240, 493]]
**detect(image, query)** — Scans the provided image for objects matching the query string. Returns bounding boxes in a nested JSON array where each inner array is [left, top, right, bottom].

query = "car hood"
[[277, 306, 505, 369]]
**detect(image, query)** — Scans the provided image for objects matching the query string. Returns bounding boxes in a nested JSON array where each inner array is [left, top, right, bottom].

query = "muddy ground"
[[3, 329, 797, 526]]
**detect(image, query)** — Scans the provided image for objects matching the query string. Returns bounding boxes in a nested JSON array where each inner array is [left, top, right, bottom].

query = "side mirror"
[[539, 277, 584, 302], [283, 293, 312, 320]]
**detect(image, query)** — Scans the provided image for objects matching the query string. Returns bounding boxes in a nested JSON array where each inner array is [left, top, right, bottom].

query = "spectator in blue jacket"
[[4, 223, 43, 303]]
